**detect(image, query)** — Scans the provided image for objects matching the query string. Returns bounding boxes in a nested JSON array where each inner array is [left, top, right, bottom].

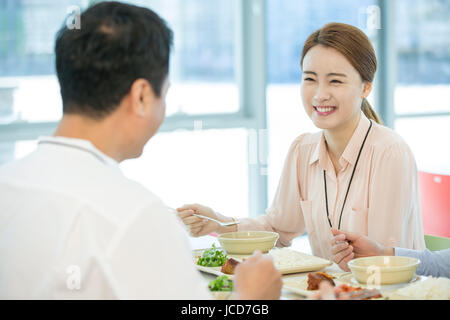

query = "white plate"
[[282, 273, 346, 297], [194, 247, 333, 277], [338, 273, 426, 296], [387, 276, 450, 300], [193, 248, 239, 279], [196, 265, 235, 279], [270, 249, 333, 274], [210, 291, 236, 300], [282, 276, 316, 297]]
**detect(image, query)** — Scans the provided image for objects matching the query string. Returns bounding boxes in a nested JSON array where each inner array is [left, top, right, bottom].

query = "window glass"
[[0, 0, 238, 125], [121, 128, 249, 218], [0, 0, 86, 123], [394, 1, 450, 175], [108, 0, 239, 116], [396, 116, 450, 175], [395, 0, 450, 115]]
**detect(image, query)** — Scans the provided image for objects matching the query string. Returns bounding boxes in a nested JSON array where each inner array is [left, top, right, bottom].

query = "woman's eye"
[[304, 78, 315, 81], [331, 79, 342, 84]]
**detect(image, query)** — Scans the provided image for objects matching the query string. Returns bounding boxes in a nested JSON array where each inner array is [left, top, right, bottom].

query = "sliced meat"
[[307, 272, 336, 290], [337, 284, 382, 300], [220, 258, 240, 275]]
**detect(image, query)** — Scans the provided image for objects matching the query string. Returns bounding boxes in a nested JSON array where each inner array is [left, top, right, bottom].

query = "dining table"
[[189, 234, 346, 300], [189, 233, 450, 301]]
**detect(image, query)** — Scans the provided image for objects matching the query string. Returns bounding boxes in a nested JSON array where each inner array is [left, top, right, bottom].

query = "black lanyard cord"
[[323, 172, 332, 228], [324, 119, 373, 230]]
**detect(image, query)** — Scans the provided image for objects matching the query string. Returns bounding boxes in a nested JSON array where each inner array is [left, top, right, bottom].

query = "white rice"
[[395, 277, 450, 300], [268, 247, 317, 268]]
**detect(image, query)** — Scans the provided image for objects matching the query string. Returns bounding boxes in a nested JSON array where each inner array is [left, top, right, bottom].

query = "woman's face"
[[300, 44, 371, 131]]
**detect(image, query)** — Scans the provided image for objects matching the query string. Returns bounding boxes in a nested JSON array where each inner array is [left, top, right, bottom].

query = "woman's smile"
[[313, 105, 337, 116]]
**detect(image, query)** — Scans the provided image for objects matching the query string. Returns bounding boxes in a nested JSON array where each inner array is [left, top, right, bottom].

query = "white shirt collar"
[[37, 136, 119, 167]]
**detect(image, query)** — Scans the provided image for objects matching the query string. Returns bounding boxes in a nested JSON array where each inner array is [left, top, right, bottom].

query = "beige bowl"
[[218, 231, 279, 254], [348, 256, 420, 285]]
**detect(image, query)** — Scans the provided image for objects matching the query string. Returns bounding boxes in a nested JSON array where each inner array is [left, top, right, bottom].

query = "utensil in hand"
[[193, 214, 240, 227], [168, 207, 239, 227]]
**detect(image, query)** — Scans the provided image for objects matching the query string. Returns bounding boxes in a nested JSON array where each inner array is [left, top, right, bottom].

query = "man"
[[0, 1, 281, 299], [331, 228, 450, 278]]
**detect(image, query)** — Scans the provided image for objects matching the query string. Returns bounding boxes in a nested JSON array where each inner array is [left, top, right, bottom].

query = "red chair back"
[[418, 171, 450, 238]]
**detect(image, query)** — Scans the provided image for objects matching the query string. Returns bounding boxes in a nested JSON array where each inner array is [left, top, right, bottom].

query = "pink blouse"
[[238, 112, 426, 260]]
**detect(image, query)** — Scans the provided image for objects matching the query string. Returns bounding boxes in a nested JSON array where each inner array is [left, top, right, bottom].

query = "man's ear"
[[129, 79, 156, 117], [361, 82, 373, 99]]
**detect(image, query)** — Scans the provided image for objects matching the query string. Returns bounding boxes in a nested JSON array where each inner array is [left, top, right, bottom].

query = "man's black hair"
[[55, 1, 173, 119]]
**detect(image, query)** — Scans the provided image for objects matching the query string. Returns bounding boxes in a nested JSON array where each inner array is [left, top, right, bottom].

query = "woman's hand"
[[330, 228, 394, 271], [176, 203, 235, 237]]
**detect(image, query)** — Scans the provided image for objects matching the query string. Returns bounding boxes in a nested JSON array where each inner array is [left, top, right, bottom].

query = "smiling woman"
[[178, 22, 426, 264], [301, 22, 382, 128]]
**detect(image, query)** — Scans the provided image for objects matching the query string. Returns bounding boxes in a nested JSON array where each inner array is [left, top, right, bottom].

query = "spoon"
[[192, 214, 240, 227], [168, 207, 239, 227]]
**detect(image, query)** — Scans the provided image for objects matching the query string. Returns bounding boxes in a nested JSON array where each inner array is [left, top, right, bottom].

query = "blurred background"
[[0, 0, 449, 244]]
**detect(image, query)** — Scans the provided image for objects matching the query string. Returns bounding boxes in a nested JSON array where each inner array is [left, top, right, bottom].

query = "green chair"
[[424, 234, 450, 251]]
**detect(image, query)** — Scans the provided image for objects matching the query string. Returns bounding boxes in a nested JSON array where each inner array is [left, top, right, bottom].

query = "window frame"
[[376, 0, 450, 129]]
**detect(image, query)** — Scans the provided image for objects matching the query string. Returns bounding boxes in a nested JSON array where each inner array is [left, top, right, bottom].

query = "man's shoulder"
[[73, 170, 168, 224], [0, 151, 166, 223], [115, 175, 163, 206], [0, 156, 28, 178]]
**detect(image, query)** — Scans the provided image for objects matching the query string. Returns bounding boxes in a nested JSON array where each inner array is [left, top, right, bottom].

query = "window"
[[0, 0, 87, 124], [393, 0, 450, 173], [120, 0, 239, 116], [0, 0, 267, 219], [396, 116, 450, 174], [121, 128, 249, 217], [115, 0, 263, 217], [0, 0, 238, 125], [395, 0, 450, 115]]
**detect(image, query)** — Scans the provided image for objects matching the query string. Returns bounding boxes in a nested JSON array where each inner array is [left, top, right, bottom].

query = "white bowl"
[[218, 231, 279, 254], [348, 256, 420, 285]]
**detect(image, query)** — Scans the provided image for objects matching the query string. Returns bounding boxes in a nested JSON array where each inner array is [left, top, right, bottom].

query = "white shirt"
[[0, 136, 211, 299]]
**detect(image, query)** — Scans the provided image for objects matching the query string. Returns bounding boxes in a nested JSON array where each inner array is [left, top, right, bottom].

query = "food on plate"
[[197, 244, 228, 267], [307, 272, 336, 290], [208, 275, 234, 292], [394, 277, 450, 300], [268, 247, 331, 272], [220, 257, 240, 275], [269, 248, 317, 268], [305, 273, 381, 299], [336, 284, 382, 300]]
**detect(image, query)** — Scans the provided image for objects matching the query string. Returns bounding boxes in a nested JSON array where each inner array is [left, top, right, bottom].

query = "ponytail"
[[361, 98, 383, 125]]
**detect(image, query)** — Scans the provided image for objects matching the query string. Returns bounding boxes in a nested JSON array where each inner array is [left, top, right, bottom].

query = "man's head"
[[55, 1, 173, 159]]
